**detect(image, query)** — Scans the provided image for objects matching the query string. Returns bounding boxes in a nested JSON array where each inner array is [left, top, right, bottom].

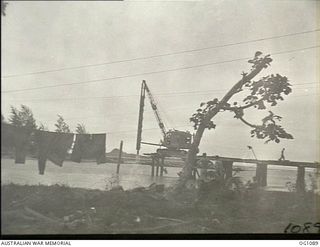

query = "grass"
[[1, 183, 319, 234]]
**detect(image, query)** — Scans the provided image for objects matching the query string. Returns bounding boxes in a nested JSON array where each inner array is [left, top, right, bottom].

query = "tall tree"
[[54, 115, 70, 133], [178, 52, 293, 188], [8, 105, 37, 130], [7, 105, 38, 156], [75, 123, 88, 134]]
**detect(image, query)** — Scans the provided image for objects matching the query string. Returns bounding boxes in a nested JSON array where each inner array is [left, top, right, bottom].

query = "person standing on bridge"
[[279, 148, 286, 161]]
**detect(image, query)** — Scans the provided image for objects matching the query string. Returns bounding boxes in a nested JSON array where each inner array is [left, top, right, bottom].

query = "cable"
[[2, 45, 319, 93], [107, 108, 320, 135], [2, 29, 319, 79], [19, 91, 317, 123], [105, 125, 192, 135], [3, 82, 319, 102], [2, 88, 227, 101], [3, 89, 318, 136]]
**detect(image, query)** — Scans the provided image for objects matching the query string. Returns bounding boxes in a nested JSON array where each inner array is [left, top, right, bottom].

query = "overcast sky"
[[1, 0, 319, 161]]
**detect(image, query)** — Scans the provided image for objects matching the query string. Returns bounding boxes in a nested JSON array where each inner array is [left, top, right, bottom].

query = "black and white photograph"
[[1, 0, 319, 238]]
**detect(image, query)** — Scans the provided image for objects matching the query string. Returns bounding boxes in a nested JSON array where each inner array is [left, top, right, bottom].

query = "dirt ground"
[[1, 183, 319, 234]]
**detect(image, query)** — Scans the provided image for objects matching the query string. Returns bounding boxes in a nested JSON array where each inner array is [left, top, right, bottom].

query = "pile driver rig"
[[136, 80, 192, 157]]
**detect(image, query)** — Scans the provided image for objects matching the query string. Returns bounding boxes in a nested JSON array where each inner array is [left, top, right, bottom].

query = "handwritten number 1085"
[[284, 222, 320, 233]]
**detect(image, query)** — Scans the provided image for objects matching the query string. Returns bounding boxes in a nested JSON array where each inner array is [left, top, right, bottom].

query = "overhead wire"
[[2, 45, 319, 93], [8, 91, 316, 124], [2, 83, 318, 130], [3, 81, 319, 102], [105, 111, 319, 135], [2, 84, 319, 129], [2, 30, 318, 157], [2, 29, 318, 79]]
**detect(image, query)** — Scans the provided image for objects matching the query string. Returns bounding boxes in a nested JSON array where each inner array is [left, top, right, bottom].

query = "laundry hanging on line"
[[1, 123, 107, 174], [1, 123, 31, 164], [71, 134, 106, 164], [35, 131, 74, 175]]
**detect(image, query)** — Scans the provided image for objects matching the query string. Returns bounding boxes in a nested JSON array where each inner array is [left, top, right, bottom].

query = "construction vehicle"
[[136, 80, 192, 157]]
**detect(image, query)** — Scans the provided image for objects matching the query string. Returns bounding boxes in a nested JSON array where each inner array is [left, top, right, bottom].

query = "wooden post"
[[151, 156, 155, 177], [156, 157, 159, 176], [160, 157, 164, 176], [116, 140, 123, 174], [296, 166, 305, 193], [256, 164, 268, 187], [255, 164, 260, 186], [160, 167, 164, 176], [193, 169, 197, 179], [223, 161, 233, 180], [261, 164, 267, 187]]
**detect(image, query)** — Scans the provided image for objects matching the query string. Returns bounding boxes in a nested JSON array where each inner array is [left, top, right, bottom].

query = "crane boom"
[[136, 80, 167, 154], [143, 80, 167, 136], [136, 82, 146, 154]]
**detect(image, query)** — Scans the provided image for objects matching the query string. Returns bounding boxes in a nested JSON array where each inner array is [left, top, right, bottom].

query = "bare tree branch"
[[239, 116, 257, 128], [222, 96, 267, 111]]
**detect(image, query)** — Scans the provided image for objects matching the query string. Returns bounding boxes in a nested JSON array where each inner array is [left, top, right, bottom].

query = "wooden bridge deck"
[[205, 156, 319, 168], [139, 153, 319, 169], [112, 152, 319, 191]]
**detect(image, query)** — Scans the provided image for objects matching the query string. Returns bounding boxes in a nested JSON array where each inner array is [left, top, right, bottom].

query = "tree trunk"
[[177, 125, 205, 188], [175, 62, 266, 190]]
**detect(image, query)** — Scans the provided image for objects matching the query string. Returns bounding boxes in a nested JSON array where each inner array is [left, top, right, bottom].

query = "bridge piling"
[[223, 161, 233, 180], [256, 164, 268, 187], [160, 157, 164, 176], [296, 166, 305, 192], [151, 157, 155, 177], [156, 158, 159, 176]]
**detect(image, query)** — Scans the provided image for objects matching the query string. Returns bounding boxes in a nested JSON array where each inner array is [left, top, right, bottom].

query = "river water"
[[1, 158, 318, 192]]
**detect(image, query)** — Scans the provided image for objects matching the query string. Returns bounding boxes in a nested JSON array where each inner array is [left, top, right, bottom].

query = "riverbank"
[[2, 158, 317, 192], [2, 183, 319, 234]]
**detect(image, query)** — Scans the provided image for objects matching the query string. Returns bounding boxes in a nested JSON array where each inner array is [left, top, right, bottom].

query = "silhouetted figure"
[[163, 167, 168, 174], [279, 148, 286, 161], [197, 153, 213, 180]]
